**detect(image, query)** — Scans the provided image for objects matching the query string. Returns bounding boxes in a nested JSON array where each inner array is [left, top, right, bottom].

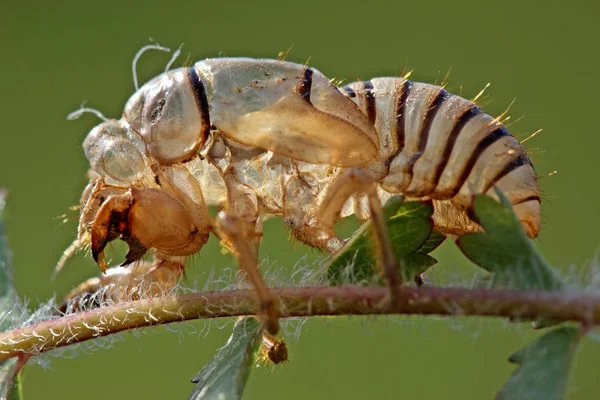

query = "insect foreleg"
[[90, 186, 210, 272], [215, 212, 279, 334], [317, 169, 400, 300]]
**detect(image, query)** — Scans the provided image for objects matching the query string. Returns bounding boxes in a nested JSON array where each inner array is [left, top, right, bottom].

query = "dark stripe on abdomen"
[[187, 67, 211, 135], [404, 88, 449, 188], [428, 105, 481, 194], [342, 86, 356, 98], [394, 80, 412, 156], [450, 126, 511, 197], [415, 89, 448, 164], [513, 195, 542, 205], [483, 154, 529, 194], [298, 68, 313, 102], [362, 80, 376, 124]]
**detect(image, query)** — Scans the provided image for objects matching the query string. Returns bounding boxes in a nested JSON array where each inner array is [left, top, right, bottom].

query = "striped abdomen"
[[341, 78, 540, 238]]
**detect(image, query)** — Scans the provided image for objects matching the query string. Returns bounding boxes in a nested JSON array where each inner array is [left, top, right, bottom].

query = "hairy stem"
[[1, 285, 599, 361]]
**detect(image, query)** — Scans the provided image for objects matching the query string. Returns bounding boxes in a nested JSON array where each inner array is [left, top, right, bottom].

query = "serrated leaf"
[[418, 229, 446, 255], [189, 318, 263, 400], [387, 201, 434, 255], [327, 197, 439, 285], [398, 253, 437, 281], [496, 327, 581, 400], [0, 190, 24, 400], [456, 189, 563, 292]]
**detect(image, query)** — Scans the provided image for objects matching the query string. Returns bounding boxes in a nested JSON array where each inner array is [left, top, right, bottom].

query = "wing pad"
[[216, 94, 377, 166]]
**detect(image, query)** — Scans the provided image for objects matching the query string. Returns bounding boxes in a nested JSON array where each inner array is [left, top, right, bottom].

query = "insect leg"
[[89, 185, 210, 272], [283, 175, 344, 252], [215, 170, 278, 333], [60, 254, 184, 313], [317, 168, 400, 300], [215, 212, 279, 334]]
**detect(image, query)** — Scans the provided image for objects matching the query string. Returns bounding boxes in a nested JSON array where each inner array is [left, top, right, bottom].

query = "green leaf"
[[6, 373, 23, 400], [327, 197, 441, 285], [189, 317, 263, 400], [418, 229, 446, 255], [0, 189, 17, 312], [456, 189, 563, 292], [496, 327, 581, 400], [398, 253, 437, 282], [387, 200, 434, 255], [0, 190, 24, 400], [1, 358, 25, 400], [7, 374, 23, 400]]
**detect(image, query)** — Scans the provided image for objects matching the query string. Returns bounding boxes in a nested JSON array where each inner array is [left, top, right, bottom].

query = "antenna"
[[67, 102, 109, 122], [132, 39, 170, 90]]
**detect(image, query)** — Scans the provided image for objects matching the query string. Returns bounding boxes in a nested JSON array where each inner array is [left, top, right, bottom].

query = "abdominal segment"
[[341, 77, 540, 238]]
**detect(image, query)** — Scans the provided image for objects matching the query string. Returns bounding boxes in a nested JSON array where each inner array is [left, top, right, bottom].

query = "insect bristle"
[[182, 53, 194, 68], [302, 56, 312, 69], [277, 45, 294, 61], [175, 256, 190, 282], [164, 44, 183, 72], [504, 115, 524, 129], [401, 68, 414, 80], [498, 115, 512, 126], [538, 187, 553, 197], [520, 148, 545, 166], [520, 128, 543, 144], [441, 67, 452, 88], [525, 146, 543, 154], [54, 213, 68, 221], [55, 203, 81, 226], [434, 67, 452, 88], [53, 236, 90, 280], [330, 78, 345, 87], [536, 170, 558, 180], [540, 219, 554, 231], [285, 227, 304, 250], [434, 70, 442, 86], [471, 82, 491, 103], [488, 98, 516, 127]]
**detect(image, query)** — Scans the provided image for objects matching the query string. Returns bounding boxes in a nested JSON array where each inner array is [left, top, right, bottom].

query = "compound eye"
[[98, 137, 146, 183], [125, 69, 208, 165], [83, 121, 149, 185]]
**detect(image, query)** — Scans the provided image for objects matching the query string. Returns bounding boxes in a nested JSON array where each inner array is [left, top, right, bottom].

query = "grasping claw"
[[90, 187, 209, 272]]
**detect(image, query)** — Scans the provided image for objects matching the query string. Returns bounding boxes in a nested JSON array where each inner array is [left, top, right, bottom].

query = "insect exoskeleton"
[[65, 55, 540, 333], [339, 78, 540, 238]]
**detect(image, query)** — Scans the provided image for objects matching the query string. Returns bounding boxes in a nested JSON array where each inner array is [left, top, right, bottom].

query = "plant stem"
[[1, 285, 599, 361]]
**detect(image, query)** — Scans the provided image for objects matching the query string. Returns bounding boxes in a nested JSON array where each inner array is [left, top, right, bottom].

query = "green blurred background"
[[1, 0, 599, 398]]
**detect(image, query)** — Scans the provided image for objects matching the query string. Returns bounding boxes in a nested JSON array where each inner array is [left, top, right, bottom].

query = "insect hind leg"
[[317, 168, 400, 301]]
